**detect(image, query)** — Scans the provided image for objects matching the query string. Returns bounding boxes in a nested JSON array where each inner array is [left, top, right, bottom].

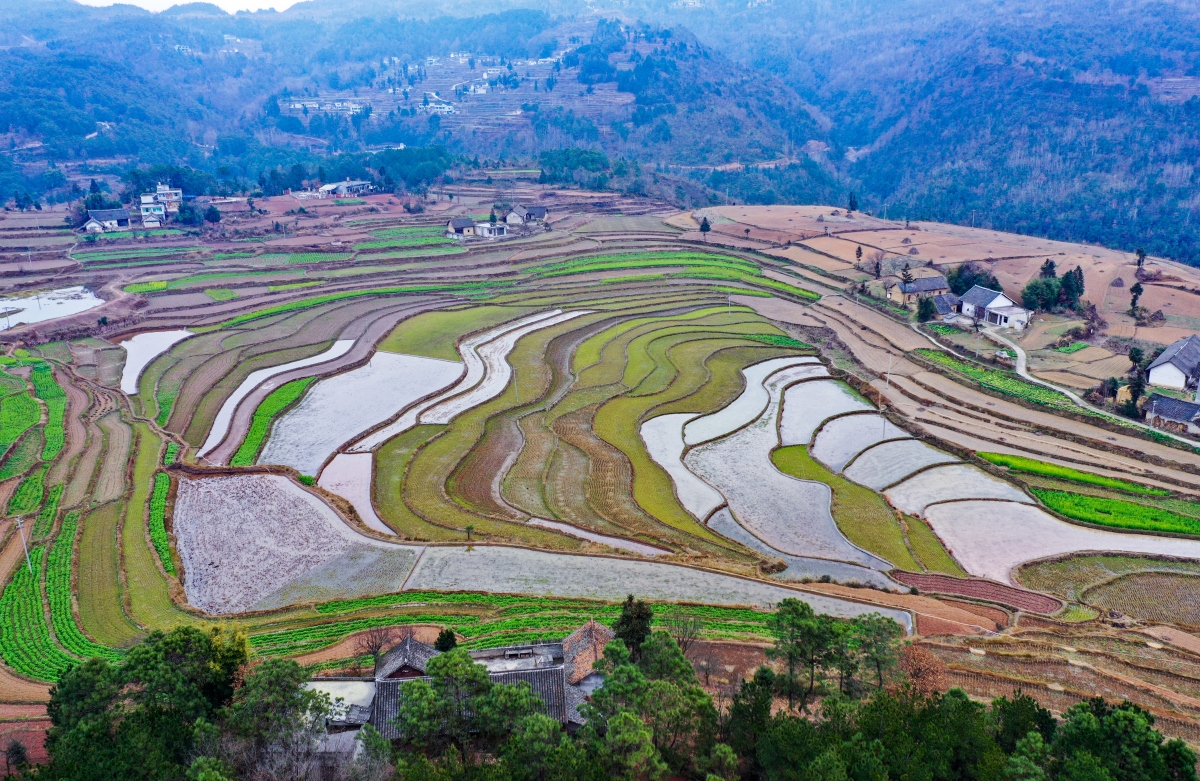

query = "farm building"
[[507, 204, 550, 225], [327, 620, 617, 740], [476, 221, 508, 238], [888, 274, 950, 305], [931, 292, 959, 320], [1144, 393, 1200, 437], [83, 208, 130, 233], [958, 285, 1029, 329], [319, 180, 373, 197], [151, 182, 183, 212], [446, 216, 476, 236], [139, 194, 165, 226], [1147, 334, 1200, 390]]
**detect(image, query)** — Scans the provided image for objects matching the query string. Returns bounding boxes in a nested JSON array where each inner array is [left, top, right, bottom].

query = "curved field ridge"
[[118, 330, 191, 394], [349, 310, 580, 451], [421, 310, 590, 424], [199, 340, 355, 457], [640, 413, 725, 520], [844, 440, 959, 490], [885, 464, 1032, 517], [779, 381, 874, 445], [318, 453, 393, 534], [685, 363, 892, 568], [924, 500, 1200, 584], [404, 546, 909, 629], [888, 571, 1062, 614], [526, 518, 670, 556], [683, 356, 821, 445], [708, 508, 899, 588], [259, 352, 462, 475], [172, 474, 911, 628], [811, 414, 910, 472]]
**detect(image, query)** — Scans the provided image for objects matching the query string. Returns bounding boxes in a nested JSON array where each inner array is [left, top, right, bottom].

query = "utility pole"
[[15, 517, 31, 574]]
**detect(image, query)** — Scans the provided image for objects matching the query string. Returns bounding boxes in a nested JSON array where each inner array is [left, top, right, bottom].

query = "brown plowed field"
[[46, 378, 89, 487], [93, 413, 131, 503], [891, 572, 1062, 613]]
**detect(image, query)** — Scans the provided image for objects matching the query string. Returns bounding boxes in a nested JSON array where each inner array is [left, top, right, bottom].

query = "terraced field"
[[6, 200, 1200, 695]]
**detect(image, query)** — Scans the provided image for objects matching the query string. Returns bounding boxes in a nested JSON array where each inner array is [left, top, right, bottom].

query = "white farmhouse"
[[139, 194, 165, 227], [1147, 334, 1200, 390], [958, 284, 1030, 329], [475, 222, 507, 238]]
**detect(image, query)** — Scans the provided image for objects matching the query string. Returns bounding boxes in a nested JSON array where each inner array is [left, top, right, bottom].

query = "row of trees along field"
[[17, 596, 1196, 781]]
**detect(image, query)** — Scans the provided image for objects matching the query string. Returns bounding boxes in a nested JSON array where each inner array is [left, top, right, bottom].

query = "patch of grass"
[[903, 514, 967, 576], [771, 445, 922, 570], [76, 502, 142, 646], [0, 427, 44, 481], [977, 452, 1166, 496], [47, 511, 123, 662], [916, 349, 1078, 410], [1056, 342, 1090, 354], [230, 377, 316, 467], [378, 305, 533, 361], [204, 288, 238, 302], [1032, 487, 1200, 536]]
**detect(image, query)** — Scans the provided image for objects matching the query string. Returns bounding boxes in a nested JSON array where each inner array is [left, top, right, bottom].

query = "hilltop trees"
[[1022, 265, 1086, 311]]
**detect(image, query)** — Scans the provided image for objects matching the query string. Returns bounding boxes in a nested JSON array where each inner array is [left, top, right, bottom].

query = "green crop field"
[[231, 377, 316, 466], [977, 452, 1166, 495], [916, 349, 1077, 409], [1056, 342, 1089, 353], [1032, 488, 1200, 536]]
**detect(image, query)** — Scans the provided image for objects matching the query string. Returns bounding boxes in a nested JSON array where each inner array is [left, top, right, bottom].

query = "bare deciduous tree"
[[355, 626, 399, 676], [663, 610, 704, 658]]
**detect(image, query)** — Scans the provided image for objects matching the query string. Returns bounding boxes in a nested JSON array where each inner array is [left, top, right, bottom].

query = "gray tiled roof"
[[932, 292, 959, 316], [959, 284, 1003, 309], [87, 208, 130, 222], [898, 275, 949, 294], [525, 206, 547, 218], [1146, 393, 1200, 424], [448, 216, 475, 229], [375, 635, 441, 679], [1148, 335, 1200, 377], [563, 619, 614, 685]]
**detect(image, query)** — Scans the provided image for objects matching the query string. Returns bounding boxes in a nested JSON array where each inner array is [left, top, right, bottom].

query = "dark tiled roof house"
[[1145, 393, 1200, 437], [1147, 335, 1200, 390]]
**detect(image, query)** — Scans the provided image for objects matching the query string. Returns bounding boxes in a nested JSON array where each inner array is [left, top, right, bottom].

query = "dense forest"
[[3, 0, 1200, 262]]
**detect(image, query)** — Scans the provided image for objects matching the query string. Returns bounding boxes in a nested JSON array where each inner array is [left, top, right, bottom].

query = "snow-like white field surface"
[[685, 364, 889, 568], [406, 545, 911, 628], [527, 518, 670, 556], [885, 464, 1032, 517], [421, 310, 589, 423], [317, 452, 392, 534], [118, 329, 191, 394], [0, 285, 103, 328], [640, 413, 725, 519], [683, 357, 823, 445], [779, 381, 874, 445], [259, 352, 461, 475], [924, 500, 1200, 583], [348, 310, 576, 451], [199, 340, 355, 457], [844, 439, 959, 490], [811, 414, 910, 472], [708, 508, 899, 588], [174, 473, 413, 613]]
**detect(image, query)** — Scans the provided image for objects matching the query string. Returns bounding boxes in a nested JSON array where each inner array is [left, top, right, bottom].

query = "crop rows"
[[32, 484, 63, 538], [74, 245, 198, 262], [269, 282, 324, 293], [125, 281, 168, 293], [230, 377, 316, 466], [1057, 342, 1089, 353], [0, 387, 39, 448], [0, 428, 43, 480], [284, 252, 353, 264], [148, 473, 174, 575], [204, 289, 238, 301], [916, 350, 1076, 409], [1032, 488, 1200, 536], [31, 363, 66, 461], [369, 226, 447, 239], [7, 465, 46, 516], [163, 442, 179, 465], [47, 512, 122, 663], [978, 452, 1165, 496], [0, 547, 78, 681]]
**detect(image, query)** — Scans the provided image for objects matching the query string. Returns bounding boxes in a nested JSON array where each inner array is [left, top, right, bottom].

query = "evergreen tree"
[[1130, 281, 1145, 313], [613, 595, 653, 661], [1040, 258, 1058, 278], [918, 295, 938, 322], [435, 628, 458, 652]]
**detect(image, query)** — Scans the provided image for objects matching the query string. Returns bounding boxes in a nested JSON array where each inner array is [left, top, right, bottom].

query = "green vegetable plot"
[[916, 349, 1076, 409], [230, 377, 316, 466], [1032, 488, 1200, 536], [0, 547, 77, 681], [148, 473, 174, 575], [978, 452, 1167, 496], [47, 512, 122, 662]]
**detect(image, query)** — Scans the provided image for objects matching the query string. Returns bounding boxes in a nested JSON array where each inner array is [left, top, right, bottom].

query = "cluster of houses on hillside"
[[307, 621, 614, 763], [1144, 335, 1200, 436], [885, 272, 1031, 330], [83, 182, 183, 233], [446, 204, 549, 239]]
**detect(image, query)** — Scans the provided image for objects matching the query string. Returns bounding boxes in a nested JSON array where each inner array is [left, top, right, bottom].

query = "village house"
[[958, 284, 1030, 329], [931, 292, 960, 321], [83, 208, 130, 233], [506, 204, 549, 225], [446, 216, 476, 237], [318, 180, 373, 197], [1145, 393, 1200, 437], [887, 274, 950, 305], [475, 221, 507, 238], [305, 620, 615, 755], [139, 194, 165, 227], [1147, 334, 1200, 390], [152, 182, 183, 213]]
